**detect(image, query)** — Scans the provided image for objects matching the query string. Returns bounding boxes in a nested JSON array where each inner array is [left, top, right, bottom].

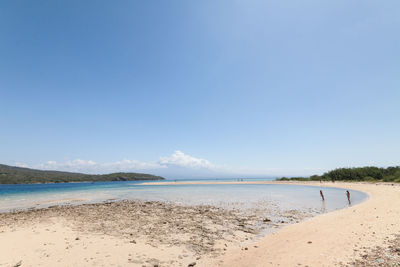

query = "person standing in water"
[[346, 190, 351, 204], [320, 190, 325, 201]]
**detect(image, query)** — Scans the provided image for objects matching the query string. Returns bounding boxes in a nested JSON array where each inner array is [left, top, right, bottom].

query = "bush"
[[276, 166, 400, 183], [364, 176, 377, 182]]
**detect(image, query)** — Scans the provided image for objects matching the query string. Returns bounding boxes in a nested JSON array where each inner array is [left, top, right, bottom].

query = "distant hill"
[[0, 164, 165, 184]]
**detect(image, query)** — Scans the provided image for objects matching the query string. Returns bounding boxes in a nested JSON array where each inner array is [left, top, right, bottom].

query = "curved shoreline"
[[142, 180, 400, 266], [212, 181, 399, 266]]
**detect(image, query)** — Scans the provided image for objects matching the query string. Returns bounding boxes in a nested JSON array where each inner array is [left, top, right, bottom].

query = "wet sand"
[[0, 181, 399, 266]]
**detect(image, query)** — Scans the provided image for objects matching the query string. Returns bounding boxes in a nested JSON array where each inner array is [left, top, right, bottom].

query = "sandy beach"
[[215, 181, 400, 267], [0, 181, 399, 266]]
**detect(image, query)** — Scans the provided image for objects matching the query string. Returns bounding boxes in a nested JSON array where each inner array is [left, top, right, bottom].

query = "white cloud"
[[35, 159, 165, 174], [14, 151, 327, 178], [159, 150, 214, 169], [27, 150, 219, 175], [14, 162, 29, 168], [102, 159, 165, 171]]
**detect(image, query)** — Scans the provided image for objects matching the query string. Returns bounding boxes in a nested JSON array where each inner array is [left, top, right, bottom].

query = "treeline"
[[0, 164, 165, 184], [277, 166, 400, 183]]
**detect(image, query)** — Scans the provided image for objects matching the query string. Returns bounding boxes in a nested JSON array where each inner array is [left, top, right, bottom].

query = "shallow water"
[[0, 180, 367, 213]]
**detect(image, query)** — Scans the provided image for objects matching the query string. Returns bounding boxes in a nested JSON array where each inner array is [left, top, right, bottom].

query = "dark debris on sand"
[[345, 235, 400, 267], [0, 200, 311, 257]]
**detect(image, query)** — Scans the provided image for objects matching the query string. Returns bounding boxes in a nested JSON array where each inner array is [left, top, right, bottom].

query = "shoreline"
[[209, 181, 400, 266], [142, 180, 400, 266], [0, 181, 398, 266], [0, 179, 165, 185], [140, 179, 395, 187]]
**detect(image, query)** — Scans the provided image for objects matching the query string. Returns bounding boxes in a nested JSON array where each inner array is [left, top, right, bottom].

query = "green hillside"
[[0, 164, 164, 184]]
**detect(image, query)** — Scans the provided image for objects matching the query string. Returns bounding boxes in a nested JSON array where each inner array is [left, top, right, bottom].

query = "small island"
[[0, 164, 165, 184]]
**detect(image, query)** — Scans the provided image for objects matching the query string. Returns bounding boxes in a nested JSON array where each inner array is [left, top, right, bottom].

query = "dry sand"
[[0, 198, 309, 267], [0, 181, 399, 266]]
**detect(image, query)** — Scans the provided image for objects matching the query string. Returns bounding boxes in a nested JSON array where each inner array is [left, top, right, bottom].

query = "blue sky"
[[1, 1, 399, 178]]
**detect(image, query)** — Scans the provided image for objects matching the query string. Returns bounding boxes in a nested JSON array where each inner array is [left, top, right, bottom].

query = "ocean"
[[0, 179, 368, 213]]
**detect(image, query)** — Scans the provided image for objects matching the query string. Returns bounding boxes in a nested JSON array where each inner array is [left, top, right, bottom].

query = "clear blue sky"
[[1, 1, 399, 177]]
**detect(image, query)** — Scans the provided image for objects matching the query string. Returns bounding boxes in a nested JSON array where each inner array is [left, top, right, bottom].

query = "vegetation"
[[0, 164, 164, 184], [277, 166, 400, 183]]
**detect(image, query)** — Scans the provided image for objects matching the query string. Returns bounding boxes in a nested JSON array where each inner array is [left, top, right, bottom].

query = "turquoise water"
[[0, 180, 367, 213]]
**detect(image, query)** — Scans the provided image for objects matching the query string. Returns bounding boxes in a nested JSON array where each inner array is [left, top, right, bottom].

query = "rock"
[[307, 241, 312, 244], [13, 261, 22, 267], [263, 218, 271, 222], [130, 240, 136, 244], [244, 247, 248, 250], [188, 262, 196, 266], [75, 237, 80, 240]]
